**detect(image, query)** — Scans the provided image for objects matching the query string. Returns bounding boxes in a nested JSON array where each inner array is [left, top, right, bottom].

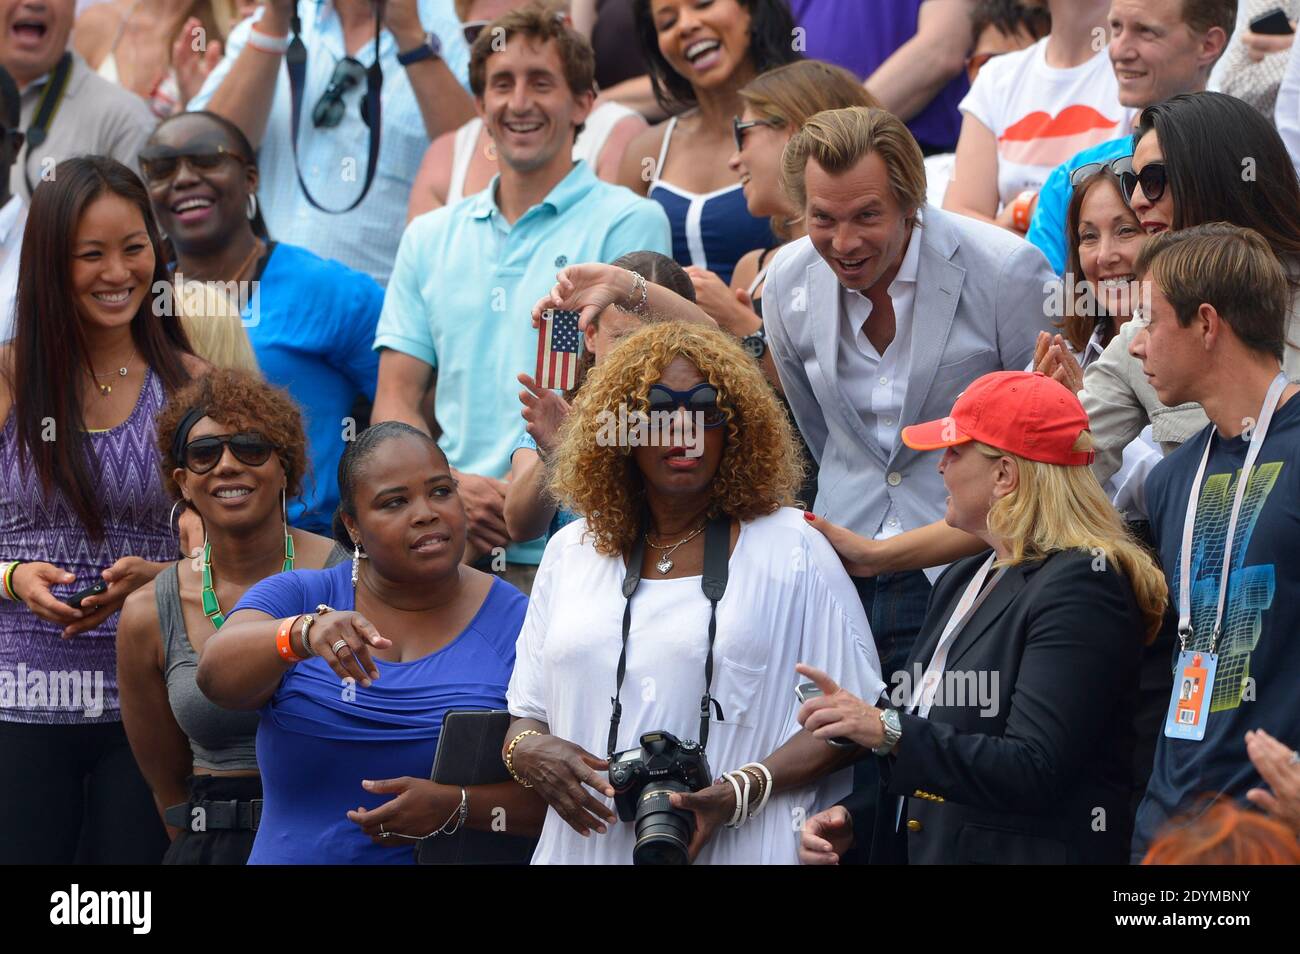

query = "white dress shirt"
[[0, 195, 27, 341], [835, 222, 921, 540]]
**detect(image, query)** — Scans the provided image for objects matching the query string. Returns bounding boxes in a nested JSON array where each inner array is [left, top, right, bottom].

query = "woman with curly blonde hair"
[[502, 321, 885, 865]]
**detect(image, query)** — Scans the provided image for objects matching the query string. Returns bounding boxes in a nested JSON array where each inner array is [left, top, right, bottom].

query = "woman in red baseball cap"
[[794, 370, 1168, 865]]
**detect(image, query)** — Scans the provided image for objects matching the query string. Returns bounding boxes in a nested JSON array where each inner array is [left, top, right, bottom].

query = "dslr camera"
[[609, 730, 712, 865]]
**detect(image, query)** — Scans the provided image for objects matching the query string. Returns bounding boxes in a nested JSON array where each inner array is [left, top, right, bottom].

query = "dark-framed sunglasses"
[[313, 56, 368, 129], [732, 116, 780, 152], [139, 144, 246, 184], [0, 125, 25, 154], [183, 431, 277, 474], [1113, 156, 1168, 205], [646, 383, 729, 429], [1067, 155, 1131, 191]]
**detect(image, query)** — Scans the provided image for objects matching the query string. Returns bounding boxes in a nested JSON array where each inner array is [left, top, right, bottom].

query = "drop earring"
[[281, 487, 294, 572], [351, 539, 367, 587], [247, 194, 258, 220]]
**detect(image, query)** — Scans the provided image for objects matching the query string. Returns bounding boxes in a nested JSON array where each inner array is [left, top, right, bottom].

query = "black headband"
[[170, 406, 208, 465]]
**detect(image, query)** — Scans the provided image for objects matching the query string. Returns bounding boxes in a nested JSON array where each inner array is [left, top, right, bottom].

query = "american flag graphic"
[[536, 309, 583, 390]]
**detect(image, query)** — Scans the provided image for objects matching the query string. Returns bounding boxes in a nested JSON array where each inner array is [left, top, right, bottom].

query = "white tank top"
[[445, 101, 639, 204]]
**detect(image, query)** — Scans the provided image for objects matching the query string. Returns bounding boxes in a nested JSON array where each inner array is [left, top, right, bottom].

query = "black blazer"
[[863, 549, 1145, 865]]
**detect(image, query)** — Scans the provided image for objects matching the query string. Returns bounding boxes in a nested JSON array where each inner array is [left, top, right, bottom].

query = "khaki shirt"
[[13, 53, 157, 201]]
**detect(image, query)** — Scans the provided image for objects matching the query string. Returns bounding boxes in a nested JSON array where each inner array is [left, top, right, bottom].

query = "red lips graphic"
[[998, 104, 1122, 168]]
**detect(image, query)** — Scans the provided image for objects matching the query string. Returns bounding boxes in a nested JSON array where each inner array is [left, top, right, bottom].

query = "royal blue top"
[[242, 242, 383, 535], [229, 562, 526, 864]]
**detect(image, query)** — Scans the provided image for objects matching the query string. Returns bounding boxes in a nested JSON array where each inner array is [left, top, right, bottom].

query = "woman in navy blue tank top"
[[618, 0, 800, 285]]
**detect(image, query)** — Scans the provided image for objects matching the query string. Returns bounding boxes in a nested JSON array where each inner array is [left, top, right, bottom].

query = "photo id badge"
[[1164, 651, 1217, 741]]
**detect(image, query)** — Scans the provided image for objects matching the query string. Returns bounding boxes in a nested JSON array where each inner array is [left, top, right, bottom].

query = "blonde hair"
[[971, 438, 1168, 643], [740, 61, 879, 239], [174, 279, 261, 375], [549, 321, 803, 556], [780, 106, 927, 219]]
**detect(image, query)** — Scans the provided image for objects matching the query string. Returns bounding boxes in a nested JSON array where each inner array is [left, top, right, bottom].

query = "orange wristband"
[[1010, 189, 1037, 232], [276, 615, 305, 663]]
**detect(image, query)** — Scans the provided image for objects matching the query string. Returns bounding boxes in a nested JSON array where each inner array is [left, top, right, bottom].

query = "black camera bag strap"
[[607, 514, 730, 760], [285, 10, 383, 213]]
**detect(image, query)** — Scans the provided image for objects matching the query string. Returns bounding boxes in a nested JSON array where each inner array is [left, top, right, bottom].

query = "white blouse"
[[507, 508, 886, 865]]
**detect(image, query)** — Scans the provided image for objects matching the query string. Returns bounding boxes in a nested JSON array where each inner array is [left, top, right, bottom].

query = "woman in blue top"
[[140, 110, 384, 537], [618, 0, 798, 284], [196, 423, 543, 864]]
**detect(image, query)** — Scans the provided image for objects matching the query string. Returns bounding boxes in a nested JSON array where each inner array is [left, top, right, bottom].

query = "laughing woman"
[[141, 110, 384, 536], [117, 369, 343, 864], [0, 157, 204, 863]]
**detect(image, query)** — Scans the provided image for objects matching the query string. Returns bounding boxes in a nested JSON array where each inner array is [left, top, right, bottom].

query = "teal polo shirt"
[[375, 160, 672, 564]]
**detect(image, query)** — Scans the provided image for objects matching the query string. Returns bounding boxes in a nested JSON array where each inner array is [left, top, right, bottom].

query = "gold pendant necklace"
[[645, 522, 707, 574]]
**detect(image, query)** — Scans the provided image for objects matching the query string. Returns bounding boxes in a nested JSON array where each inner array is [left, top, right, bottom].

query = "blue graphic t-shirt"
[[1135, 391, 1300, 858]]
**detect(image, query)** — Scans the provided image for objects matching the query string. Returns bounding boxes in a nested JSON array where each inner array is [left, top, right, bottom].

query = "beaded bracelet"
[[505, 729, 541, 787]]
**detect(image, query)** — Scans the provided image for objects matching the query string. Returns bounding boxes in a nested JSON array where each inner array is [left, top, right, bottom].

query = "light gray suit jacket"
[[764, 206, 1059, 551]]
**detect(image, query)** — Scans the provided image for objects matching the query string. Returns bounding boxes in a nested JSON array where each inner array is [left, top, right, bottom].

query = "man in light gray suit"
[[764, 106, 1056, 853]]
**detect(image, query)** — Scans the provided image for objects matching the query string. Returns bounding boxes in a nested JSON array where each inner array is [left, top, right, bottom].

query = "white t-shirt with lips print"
[[507, 507, 885, 865]]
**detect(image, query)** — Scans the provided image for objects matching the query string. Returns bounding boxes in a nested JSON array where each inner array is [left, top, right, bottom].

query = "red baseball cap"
[[901, 371, 1094, 466]]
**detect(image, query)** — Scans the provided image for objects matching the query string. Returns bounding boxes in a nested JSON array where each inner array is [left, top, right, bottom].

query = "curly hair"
[[155, 368, 308, 502], [548, 322, 803, 556]]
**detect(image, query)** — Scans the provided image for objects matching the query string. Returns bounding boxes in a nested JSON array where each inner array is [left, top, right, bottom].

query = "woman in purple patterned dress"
[[0, 157, 204, 863]]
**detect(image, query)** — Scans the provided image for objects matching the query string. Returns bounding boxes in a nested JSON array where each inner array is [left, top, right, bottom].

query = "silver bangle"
[[297, 614, 316, 658], [620, 269, 649, 316]]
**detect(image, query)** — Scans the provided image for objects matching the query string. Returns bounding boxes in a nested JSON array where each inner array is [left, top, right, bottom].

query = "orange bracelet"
[[276, 615, 305, 663], [1010, 189, 1037, 233]]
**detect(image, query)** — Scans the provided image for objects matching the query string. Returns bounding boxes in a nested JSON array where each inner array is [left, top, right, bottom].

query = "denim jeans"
[[844, 569, 933, 863]]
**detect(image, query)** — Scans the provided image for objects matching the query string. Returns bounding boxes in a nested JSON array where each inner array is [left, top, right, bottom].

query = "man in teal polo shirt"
[[371, 5, 670, 591]]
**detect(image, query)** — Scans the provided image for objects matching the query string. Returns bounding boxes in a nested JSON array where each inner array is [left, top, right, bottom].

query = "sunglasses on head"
[[965, 50, 1007, 84], [313, 57, 369, 129], [139, 144, 246, 184], [732, 116, 780, 152], [646, 383, 729, 429], [183, 432, 277, 474], [1112, 156, 1168, 205]]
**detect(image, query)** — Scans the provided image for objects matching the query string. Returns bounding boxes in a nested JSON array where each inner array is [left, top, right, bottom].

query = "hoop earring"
[[247, 194, 258, 220], [168, 499, 184, 551]]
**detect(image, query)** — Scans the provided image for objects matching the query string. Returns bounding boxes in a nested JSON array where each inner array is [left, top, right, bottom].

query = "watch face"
[[741, 335, 765, 359]]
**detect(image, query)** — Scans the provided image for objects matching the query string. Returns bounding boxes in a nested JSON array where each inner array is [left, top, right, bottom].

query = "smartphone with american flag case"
[[536, 309, 584, 391]]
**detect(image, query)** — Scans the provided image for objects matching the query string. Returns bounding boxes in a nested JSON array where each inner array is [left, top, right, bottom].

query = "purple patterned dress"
[[0, 369, 176, 724]]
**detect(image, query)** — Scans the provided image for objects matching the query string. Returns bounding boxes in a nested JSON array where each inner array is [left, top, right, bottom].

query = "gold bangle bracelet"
[[504, 729, 541, 788]]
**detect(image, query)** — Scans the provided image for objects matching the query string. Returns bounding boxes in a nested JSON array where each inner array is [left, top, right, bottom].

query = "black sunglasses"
[[732, 116, 779, 152], [1113, 156, 1168, 205], [646, 383, 729, 429], [139, 145, 246, 184], [183, 432, 277, 474], [313, 57, 368, 129]]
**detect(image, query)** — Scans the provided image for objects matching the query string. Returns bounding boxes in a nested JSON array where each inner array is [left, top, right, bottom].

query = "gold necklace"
[[89, 355, 137, 396], [645, 522, 707, 575]]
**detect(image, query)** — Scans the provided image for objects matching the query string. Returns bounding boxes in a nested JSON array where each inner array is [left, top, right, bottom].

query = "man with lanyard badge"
[[1129, 223, 1300, 859]]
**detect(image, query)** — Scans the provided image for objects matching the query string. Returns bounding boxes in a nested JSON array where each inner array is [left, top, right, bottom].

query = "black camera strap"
[[607, 514, 730, 760], [285, 10, 383, 213], [22, 51, 72, 197]]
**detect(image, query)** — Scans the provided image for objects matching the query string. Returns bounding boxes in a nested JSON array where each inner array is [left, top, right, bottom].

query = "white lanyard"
[[1176, 372, 1289, 653], [912, 552, 1007, 718]]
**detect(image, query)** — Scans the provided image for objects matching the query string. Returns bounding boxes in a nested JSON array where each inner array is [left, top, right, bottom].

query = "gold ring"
[[331, 639, 348, 654]]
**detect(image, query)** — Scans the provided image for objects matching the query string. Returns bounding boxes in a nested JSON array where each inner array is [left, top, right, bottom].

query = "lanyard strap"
[[607, 514, 730, 759], [1177, 371, 1289, 652], [285, 11, 383, 213], [23, 52, 73, 197], [912, 552, 1006, 718]]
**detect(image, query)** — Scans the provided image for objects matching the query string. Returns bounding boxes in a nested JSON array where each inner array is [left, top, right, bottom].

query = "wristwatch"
[[740, 321, 766, 360], [873, 708, 902, 756], [397, 32, 442, 67]]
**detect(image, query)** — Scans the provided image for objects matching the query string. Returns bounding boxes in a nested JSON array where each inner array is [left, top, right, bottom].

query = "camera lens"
[[632, 781, 695, 866]]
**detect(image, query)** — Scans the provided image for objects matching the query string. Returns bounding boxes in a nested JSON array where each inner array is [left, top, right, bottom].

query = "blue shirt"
[[189, 1, 471, 285], [1134, 394, 1300, 859], [375, 160, 671, 565], [242, 242, 382, 535], [1025, 135, 1133, 275], [230, 563, 526, 865]]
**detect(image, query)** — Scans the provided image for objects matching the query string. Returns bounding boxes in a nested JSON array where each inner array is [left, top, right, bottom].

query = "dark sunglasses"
[[1113, 156, 1168, 205], [646, 383, 729, 429], [139, 145, 246, 184], [183, 432, 277, 474], [313, 57, 368, 129], [732, 116, 780, 152]]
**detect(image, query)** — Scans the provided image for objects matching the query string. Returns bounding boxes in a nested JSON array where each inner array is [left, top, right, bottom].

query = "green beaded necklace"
[[201, 531, 295, 629]]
